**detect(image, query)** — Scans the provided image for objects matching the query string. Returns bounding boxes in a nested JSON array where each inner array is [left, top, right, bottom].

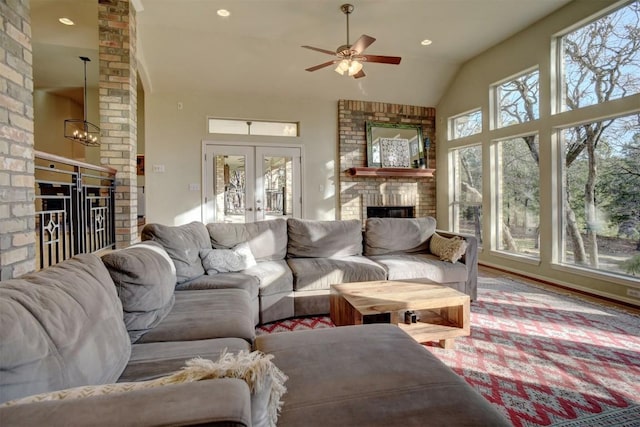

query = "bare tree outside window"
[[450, 109, 482, 140], [559, 2, 640, 274], [491, 1, 640, 274], [453, 145, 483, 244], [496, 136, 540, 256], [497, 69, 540, 128]]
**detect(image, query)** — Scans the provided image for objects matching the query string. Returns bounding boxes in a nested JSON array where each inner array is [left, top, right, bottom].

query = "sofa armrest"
[[434, 230, 478, 301], [0, 379, 251, 427]]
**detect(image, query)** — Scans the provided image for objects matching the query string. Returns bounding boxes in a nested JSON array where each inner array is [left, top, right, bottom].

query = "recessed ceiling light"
[[421, 39, 433, 46], [217, 9, 230, 17], [59, 17, 75, 26]]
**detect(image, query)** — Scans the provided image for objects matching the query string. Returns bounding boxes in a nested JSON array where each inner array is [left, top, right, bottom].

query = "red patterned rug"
[[256, 276, 640, 426]]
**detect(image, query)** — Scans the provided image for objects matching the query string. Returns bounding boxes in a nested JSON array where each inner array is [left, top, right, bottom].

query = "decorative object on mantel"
[[64, 56, 100, 146], [380, 137, 411, 168], [424, 137, 431, 169], [348, 167, 434, 178], [301, 4, 402, 79]]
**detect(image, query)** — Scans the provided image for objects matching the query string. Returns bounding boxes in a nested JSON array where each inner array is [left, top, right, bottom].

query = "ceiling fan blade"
[[362, 55, 402, 65], [305, 60, 338, 72], [301, 45, 337, 56], [351, 35, 376, 54], [353, 69, 366, 79]]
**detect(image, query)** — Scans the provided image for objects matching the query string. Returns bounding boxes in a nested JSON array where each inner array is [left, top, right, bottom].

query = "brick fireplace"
[[338, 100, 436, 223]]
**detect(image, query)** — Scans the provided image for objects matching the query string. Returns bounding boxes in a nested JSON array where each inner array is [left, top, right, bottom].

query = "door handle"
[[256, 207, 262, 212], [246, 207, 253, 212]]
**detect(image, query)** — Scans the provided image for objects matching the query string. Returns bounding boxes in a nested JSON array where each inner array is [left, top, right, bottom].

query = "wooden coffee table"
[[330, 280, 470, 349]]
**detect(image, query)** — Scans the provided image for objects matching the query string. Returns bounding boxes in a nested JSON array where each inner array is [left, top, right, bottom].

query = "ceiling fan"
[[302, 4, 402, 79]]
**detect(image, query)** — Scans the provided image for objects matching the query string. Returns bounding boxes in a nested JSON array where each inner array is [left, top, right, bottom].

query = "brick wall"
[[99, 0, 138, 248], [338, 99, 436, 223], [0, 0, 35, 279]]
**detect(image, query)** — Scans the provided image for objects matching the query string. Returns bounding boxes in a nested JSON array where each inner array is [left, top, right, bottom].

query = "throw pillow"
[[200, 242, 257, 274], [429, 233, 468, 263], [141, 222, 210, 284], [1, 351, 288, 427], [101, 241, 177, 343]]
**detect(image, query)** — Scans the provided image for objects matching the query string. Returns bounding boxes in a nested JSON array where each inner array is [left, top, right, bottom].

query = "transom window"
[[208, 118, 299, 137], [558, 1, 640, 112], [493, 68, 539, 129], [448, 109, 482, 140]]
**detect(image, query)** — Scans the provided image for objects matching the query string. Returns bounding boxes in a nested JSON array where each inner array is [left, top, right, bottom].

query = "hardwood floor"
[[479, 265, 640, 315]]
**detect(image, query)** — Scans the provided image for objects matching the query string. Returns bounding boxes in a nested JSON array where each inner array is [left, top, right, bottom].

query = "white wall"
[[435, 0, 640, 303], [144, 91, 337, 225]]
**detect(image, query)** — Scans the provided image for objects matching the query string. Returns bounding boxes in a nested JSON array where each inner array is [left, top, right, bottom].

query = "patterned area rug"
[[256, 276, 640, 427]]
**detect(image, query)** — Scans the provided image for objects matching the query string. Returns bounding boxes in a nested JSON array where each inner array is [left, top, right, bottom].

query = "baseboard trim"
[[479, 262, 640, 310]]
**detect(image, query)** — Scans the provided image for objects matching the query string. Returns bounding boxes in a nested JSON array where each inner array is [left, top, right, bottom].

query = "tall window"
[[561, 113, 640, 277], [449, 109, 482, 140], [559, 1, 640, 112], [554, 1, 640, 278], [452, 145, 483, 244], [494, 69, 539, 128], [495, 135, 540, 258]]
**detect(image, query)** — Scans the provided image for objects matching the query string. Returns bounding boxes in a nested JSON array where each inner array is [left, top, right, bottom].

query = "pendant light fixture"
[[64, 56, 100, 146]]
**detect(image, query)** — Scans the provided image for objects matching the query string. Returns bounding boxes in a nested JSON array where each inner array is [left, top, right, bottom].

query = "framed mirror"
[[366, 122, 423, 168]]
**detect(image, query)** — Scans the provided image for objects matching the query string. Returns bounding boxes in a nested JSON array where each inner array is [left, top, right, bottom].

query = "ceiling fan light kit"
[[303, 3, 401, 79]]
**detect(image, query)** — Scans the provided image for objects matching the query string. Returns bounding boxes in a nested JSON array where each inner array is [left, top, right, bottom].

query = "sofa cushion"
[[287, 219, 363, 258], [207, 219, 287, 261], [245, 260, 294, 296], [368, 253, 468, 283], [199, 242, 257, 274], [287, 256, 387, 291], [120, 338, 251, 382], [255, 324, 510, 427], [175, 273, 259, 300], [429, 232, 468, 263], [364, 217, 437, 256], [141, 222, 211, 283], [101, 242, 177, 343], [136, 289, 255, 343], [0, 254, 131, 404]]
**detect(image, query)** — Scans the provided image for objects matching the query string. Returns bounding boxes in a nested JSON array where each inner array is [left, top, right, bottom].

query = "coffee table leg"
[[439, 338, 455, 349]]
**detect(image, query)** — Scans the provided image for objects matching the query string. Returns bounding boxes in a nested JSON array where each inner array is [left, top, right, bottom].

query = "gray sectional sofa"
[[142, 217, 478, 324], [0, 217, 508, 426]]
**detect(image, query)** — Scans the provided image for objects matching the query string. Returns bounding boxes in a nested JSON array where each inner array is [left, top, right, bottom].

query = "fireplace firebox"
[[367, 206, 415, 218]]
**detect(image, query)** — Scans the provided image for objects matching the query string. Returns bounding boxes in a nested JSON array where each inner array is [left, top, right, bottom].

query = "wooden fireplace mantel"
[[347, 167, 435, 178]]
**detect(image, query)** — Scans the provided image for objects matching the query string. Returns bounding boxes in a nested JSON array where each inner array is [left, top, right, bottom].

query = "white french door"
[[203, 143, 302, 223]]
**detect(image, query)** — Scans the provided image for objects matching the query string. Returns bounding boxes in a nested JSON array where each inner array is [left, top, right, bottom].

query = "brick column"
[[99, 0, 138, 248], [0, 0, 35, 279]]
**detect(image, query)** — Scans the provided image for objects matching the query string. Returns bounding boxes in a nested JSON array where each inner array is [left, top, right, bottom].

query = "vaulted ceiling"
[[31, 0, 572, 106]]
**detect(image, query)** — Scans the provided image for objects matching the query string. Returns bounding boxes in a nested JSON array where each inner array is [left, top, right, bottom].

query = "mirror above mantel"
[[366, 121, 424, 169]]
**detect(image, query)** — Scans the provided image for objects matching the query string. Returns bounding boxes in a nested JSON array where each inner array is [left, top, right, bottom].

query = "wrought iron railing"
[[35, 151, 116, 269]]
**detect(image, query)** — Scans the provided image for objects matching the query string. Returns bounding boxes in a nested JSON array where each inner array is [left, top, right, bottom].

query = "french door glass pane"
[[215, 155, 246, 223], [262, 156, 293, 220]]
